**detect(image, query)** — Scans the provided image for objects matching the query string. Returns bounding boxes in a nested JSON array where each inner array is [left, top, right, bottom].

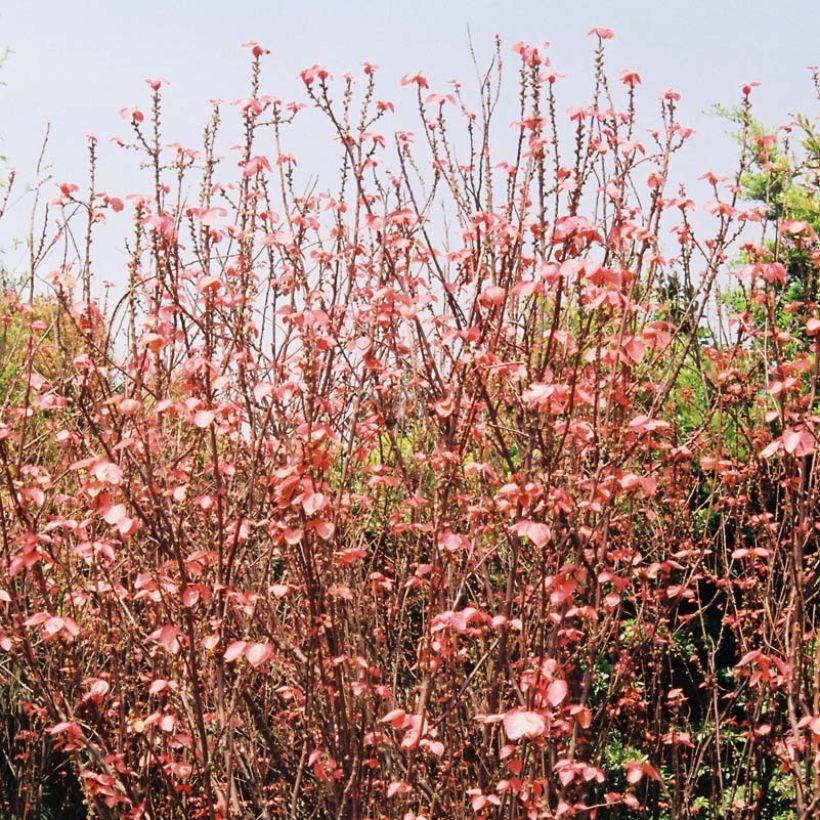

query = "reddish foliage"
[[0, 34, 819, 819]]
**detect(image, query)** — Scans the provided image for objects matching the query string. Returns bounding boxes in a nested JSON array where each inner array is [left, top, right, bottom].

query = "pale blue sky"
[[0, 0, 816, 284]]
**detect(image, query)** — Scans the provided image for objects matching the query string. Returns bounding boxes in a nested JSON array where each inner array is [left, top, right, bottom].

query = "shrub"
[[0, 33, 818, 819]]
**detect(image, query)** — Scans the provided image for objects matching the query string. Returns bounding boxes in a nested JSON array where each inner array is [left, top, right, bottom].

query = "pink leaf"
[[386, 780, 409, 798], [424, 739, 445, 757], [302, 492, 326, 516], [283, 528, 303, 545], [737, 650, 761, 667], [224, 641, 248, 662], [503, 710, 546, 740], [437, 530, 470, 553], [102, 504, 127, 525], [43, 616, 65, 637], [515, 520, 551, 549], [625, 761, 661, 785], [193, 409, 215, 429], [558, 767, 575, 787], [783, 427, 814, 457], [88, 679, 110, 699], [625, 761, 644, 785], [92, 461, 122, 485], [547, 679, 569, 707], [157, 625, 181, 654], [47, 721, 80, 736], [760, 440, 781, 459], [433, 397, 455, 417], [182, 587, 200, 607], [253, 382, 273, 401], [245, 642, 273, 668], [314, 520, 335, 540]]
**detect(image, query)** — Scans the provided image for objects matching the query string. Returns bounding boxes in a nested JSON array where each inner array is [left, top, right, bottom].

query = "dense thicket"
[[0, 35, 819, 819]]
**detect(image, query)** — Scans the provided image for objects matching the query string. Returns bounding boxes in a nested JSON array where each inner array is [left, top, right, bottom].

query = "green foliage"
[[0, 293, 88, 404], [716, 101, 820, 346]]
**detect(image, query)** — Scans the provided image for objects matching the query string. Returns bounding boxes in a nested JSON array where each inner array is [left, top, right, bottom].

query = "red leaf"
[[336, 547, 367, 565], [379, 708, 407, 729]]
